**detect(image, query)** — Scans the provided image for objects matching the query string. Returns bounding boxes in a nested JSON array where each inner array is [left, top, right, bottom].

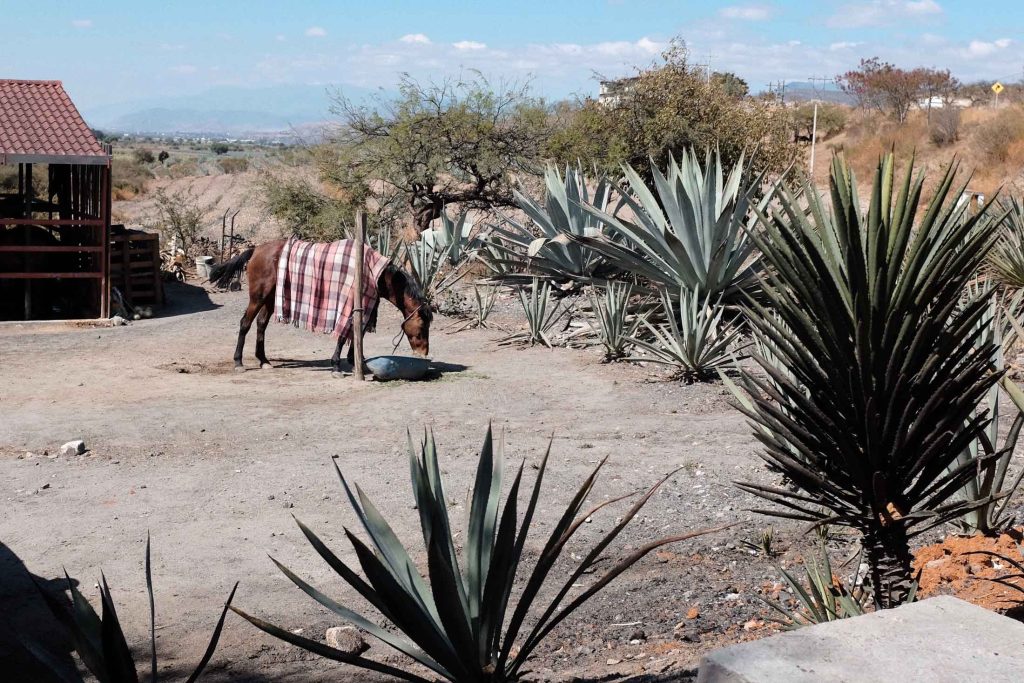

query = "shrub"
[[929, 107, 961, 146], [973, 107, 1024, 163], [732, 153, 1004, 609], [149, 187, 213, 258], [210, 142, 230, 155], [218, 157, 249, 174], [132, 148, 155, 164], [112, 159, 153, 199], [231, 427, 726, 682]]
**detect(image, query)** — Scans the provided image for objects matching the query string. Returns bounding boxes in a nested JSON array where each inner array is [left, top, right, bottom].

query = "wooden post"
[[352, 210, 367, 381]]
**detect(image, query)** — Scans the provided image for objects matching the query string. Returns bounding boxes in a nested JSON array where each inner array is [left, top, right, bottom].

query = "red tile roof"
[[0, 79, 108, 163]]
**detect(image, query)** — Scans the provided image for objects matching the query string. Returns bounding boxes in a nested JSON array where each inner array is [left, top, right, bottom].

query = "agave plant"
[[588, 281, 640, 360], [951, 288, 1024, 535], [731, 153, 1006, 609], [36, 536, 236, 683], [231, 427, 727, 682], [570, 149, 767, 303], [760, 545, 873, 629], [628, 286, 743, 382], [485, 164, 615, 284], [501, 277, 567, 348], [989, 198, 1024, 289], [446, 285, 500, 333]]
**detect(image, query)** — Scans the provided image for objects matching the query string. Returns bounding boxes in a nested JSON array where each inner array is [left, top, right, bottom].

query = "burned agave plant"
[[233, 427, 726, 682]]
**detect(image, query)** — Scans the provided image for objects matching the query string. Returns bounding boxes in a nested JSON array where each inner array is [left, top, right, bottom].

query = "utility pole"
[[807, 77, 834, 179]]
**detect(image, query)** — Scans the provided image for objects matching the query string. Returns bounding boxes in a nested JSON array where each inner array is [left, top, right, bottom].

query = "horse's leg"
[[233, 300, 260, 370], [255, 306, 272, 368], [331, 336, 346, 376]]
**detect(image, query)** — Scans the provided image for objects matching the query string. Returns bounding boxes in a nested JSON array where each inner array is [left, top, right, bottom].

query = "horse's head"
[[380, 263, 433, 357]]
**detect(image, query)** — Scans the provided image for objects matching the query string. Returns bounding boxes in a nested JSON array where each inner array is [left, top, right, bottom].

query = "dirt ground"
[[2, 280, 1021, 682]]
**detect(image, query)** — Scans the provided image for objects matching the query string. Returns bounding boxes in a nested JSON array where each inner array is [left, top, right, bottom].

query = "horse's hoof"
[[234, 365, 246, 373], [331, 370, 350, 379], [260, 362, 273, 370]]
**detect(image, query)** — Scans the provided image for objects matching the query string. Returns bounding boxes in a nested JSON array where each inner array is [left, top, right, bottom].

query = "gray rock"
[[325, 626, 368, 656], [59, 440, 85, 456], [697, 596, 1024, 682]]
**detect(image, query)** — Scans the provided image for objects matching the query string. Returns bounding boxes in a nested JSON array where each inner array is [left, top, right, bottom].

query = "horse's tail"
[[208, 248, 255, 288]]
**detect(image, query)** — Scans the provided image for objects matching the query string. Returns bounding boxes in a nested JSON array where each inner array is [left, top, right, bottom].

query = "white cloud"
[[453, 40, 487, 51], [827, 1, 942, 28], [905, 0, 942, 15], [169, 64, 198, 75], [829, 41, 861, 51], [964, 38, 1012, 58], [719, 5, 771, 21], [305, 26, 327, 38], [400, 33, 432, 44], [72, 19, 92, 29]]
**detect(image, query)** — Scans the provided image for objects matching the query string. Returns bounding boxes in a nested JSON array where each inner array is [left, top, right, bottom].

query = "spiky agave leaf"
[[484, 164, 616, 284], [628, 286, 745, 382], [758, 546, 869, 629], [989, 198, 1024, 290], [588, 281, 640, 360], [733, 152, 1007, 608], [235, 427, 729, 682], [570, 148, 768, 303], [501, 278, 567, 347], [35, 539, 236, 683]]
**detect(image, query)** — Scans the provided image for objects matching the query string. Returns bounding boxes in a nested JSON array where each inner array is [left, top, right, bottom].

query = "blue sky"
[[7, 1, 1024, 109]]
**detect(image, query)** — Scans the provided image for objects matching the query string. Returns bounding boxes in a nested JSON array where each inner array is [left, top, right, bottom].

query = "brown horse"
[[209, 238, 432, 372]]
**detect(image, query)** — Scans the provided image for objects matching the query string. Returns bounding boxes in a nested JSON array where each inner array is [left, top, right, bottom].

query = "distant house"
[[917, 96, 973, 109], [0, 80, 112, 320], [598, 77, 639, 106]]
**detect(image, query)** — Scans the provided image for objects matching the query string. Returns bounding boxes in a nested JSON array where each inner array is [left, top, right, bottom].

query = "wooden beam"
[[353, 211, 366, 381], [0, 218, 105, 226], [0, 272, 103, 279], [0, 245, 104, 253]]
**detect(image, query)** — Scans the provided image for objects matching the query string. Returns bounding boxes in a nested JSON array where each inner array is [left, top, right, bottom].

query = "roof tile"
[[0, 80, 107, 160]]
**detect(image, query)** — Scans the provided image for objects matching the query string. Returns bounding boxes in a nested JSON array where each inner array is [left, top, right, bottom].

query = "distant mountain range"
[[81, 83, 380, 137], [774, 81, 855, 105]]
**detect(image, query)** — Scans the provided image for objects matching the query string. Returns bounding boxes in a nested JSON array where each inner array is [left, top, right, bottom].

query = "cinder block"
[[698, 596, 1024, 683]]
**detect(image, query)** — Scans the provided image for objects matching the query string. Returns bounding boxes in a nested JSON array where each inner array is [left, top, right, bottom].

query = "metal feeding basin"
[[364, 355, 432, 381]]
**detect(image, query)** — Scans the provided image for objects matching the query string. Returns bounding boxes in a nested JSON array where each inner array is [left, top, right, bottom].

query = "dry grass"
[[816, 105, 1024, 199]]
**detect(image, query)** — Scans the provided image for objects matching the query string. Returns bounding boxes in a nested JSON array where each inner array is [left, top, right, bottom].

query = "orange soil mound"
[[913, 529, 1024, 612]]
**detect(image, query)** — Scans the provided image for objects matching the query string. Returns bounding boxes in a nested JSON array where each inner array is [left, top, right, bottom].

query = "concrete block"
[[698, 596, 1024, 683]]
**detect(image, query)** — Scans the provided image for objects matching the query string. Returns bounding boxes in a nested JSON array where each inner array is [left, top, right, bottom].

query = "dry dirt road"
[[1, 281, 789, 682]]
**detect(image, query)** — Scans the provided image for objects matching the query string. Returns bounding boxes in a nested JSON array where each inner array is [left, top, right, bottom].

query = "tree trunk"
[[862, 524, 914, 609]]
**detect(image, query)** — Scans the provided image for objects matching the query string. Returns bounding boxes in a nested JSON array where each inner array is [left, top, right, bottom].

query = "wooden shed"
[[0, 79, 112, 320]]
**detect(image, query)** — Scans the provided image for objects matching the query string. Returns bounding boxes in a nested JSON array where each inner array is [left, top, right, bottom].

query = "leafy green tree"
[[712, 71, 749, 98], [330, 74, 552, 231], [210, 142, 230, 155], [546, 41, 795, 183], [791, 102, 848, 141]]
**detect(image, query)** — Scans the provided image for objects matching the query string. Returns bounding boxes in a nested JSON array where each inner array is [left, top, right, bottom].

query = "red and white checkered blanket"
[[274, 237, 390, 339]]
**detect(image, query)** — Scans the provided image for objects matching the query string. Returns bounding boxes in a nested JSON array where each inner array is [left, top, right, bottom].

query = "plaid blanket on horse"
[[274, 237, 390, 339]]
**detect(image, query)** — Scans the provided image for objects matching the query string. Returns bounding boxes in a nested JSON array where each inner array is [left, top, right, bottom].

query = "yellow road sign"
[[993, 82, 1005, 94]]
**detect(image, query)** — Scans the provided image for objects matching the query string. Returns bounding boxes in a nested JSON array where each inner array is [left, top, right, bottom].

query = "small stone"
[[686, 606, 700, 620], [40, 483, 51, 490], [628, 629, 647, 642], [111, 315, 128, 326], [59, 440, 85, 456], [284, 502, 294, 509], [267, 494, 276, 500], [325, 626, 368, 655], [606, 658, 621, 666]]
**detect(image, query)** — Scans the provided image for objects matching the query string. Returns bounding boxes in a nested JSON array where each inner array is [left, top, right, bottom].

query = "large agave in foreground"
[[988, 198, 1024, 290], [484, 164, 615, 284], [732, 153, 1006, 609], [233, 428, 726, 682], [571, 149, 767, 303]]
